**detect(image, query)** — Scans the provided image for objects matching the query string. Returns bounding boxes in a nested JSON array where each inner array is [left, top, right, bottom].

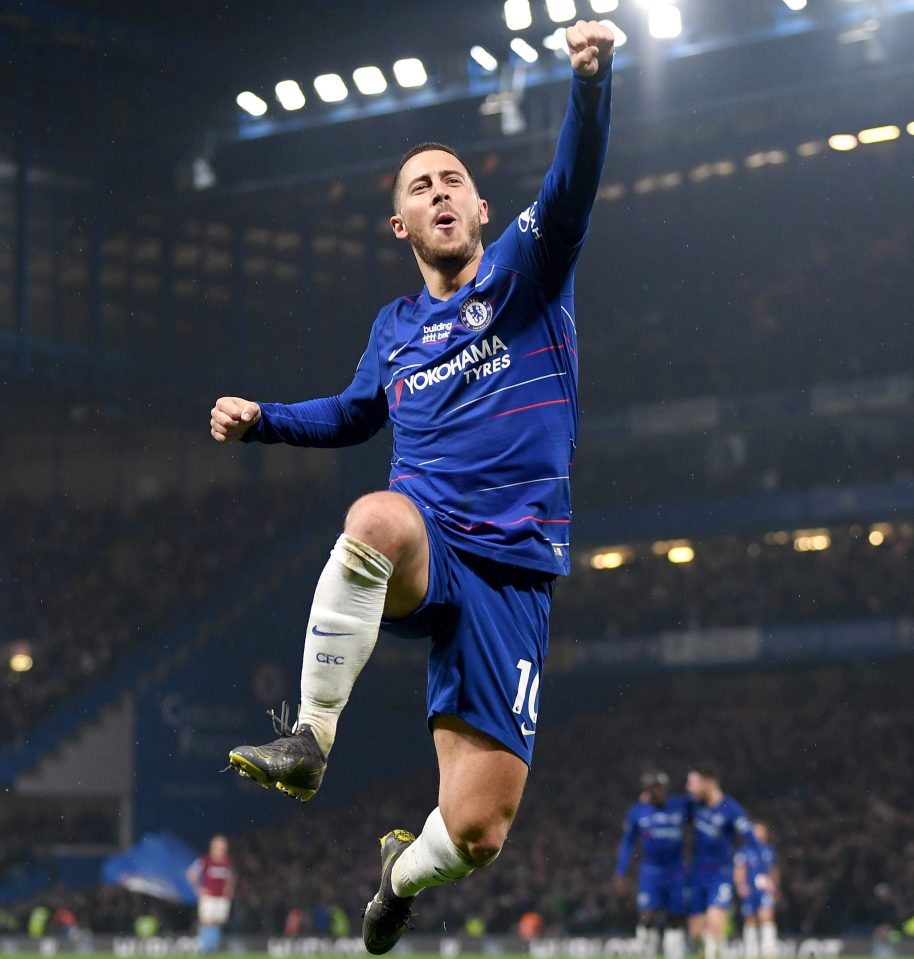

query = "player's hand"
[[211, 396, 261, 443], [566, 20, 615, 78]]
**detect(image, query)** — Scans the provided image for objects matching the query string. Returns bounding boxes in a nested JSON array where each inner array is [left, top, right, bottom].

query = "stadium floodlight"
[[869, 529, 886, 546], [543, 27, 569, 53], [649, 4, 682, 39], [857, 124, 900, 144], [599, 19, 627, 46], [353, 66, 387, 96], [236, 91, 268, 116], [393, 58, 428, 88], [781, 0, 807, 10], [590, 0, 619, 11], [510, 37, 539, 63], [314, 73, 348, 103], [908, 121, 914, 136], [274, 80, 305, 111], [504, 0, 533, 31], [10, 650, 33, 672], [828, 133, 858, 151], [591, 550, 627, 570], [667, 544, 695, 564], [470, 45, 498, 71], [545, 0, 577, 23], [797, 140, 824, 156]]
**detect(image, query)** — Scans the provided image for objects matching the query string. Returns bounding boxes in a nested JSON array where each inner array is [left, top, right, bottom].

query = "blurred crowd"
[[1, 485, 337, 740], [552, 523, 914, 640], [9, 662, 913, 940], [7, 493, 912, 746]]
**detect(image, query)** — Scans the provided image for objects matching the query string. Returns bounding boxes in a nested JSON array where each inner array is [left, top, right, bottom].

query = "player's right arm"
[[614, 805, 640, 880], [733, 852, 751, 901], [210, 321, 388, 448]]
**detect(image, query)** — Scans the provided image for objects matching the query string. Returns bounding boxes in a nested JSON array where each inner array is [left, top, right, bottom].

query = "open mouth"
[[435, 212, 458, 228]]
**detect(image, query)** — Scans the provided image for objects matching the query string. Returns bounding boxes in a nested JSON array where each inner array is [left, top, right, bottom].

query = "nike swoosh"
[[388, 343, 409, 362], [311, 626, 354, 637], [521, 722, 536, 737]]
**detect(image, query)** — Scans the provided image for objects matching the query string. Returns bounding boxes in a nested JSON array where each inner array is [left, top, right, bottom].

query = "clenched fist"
[[566, 20, 615, 78], [211, 396, 261, 443]]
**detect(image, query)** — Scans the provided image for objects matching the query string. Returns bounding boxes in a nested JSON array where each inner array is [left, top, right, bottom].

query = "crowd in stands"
[[10, 662, 912, 940], [552, 523, 914, 640], [1, 484, 337, 741]]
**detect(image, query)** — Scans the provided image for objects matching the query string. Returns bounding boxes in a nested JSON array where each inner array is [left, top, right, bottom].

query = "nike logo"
[[311, 626, 354, 637], [388, 343, 409, 362], [521, 722, 536, 737]]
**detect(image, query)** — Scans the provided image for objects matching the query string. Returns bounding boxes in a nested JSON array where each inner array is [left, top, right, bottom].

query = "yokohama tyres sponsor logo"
[[403, 334, 510, 394]]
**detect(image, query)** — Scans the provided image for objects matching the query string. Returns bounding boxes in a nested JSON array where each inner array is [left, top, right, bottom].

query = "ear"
[[478, 197, 490, 226], [390, 213, 409, 241]]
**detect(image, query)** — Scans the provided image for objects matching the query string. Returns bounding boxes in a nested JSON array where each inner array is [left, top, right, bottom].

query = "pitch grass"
[[6, 955, 876, 959]]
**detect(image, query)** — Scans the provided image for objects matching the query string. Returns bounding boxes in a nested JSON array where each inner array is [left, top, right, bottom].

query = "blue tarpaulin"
[[101, 832, 197, 905]]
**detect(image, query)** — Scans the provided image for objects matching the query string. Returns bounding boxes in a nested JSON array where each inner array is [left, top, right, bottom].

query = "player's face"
[[686, 770, 707, 801], [391, 150, 489, 271], [648, 782, 667, 804], [210, 837, 228, 859]]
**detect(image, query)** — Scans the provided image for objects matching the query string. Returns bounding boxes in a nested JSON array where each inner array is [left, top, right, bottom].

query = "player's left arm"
[[733, 806, 764, 857], [500, 21, 613, 285], [542, 21, 615, 245]]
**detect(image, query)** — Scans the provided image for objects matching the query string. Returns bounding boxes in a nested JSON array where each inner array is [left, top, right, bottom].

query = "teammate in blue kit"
[[209, 20, 615, 955], [735, 821, 779, 959], [686, 766, 763, 959], [613, 772, 688, 959]]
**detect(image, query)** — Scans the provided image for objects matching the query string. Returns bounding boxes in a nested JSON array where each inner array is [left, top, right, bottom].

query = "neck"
[[417, 247, 484, 300], [708, 787, 724, 806]]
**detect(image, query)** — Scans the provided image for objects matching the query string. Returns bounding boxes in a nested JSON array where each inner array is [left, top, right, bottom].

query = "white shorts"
[[198, 894, 231, 925]]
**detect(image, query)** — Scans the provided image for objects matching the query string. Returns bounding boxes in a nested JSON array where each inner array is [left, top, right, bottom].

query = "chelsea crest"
[[459, 297, 494, 332]]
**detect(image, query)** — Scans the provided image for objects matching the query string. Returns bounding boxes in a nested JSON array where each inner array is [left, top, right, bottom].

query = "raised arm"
[[545, 20, 615, 244]]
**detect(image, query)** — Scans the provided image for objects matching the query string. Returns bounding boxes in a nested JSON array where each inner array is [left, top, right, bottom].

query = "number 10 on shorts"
[[512, 659, 540, 723]]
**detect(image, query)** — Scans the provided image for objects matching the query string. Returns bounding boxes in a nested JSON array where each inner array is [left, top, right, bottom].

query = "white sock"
[[760, 921, 778, 958], [636, 926, 659, 959], [391, 807, 476, 897], [744, 924, 760, 959], [664, 928, 686, 959], [704, 933, 720, 959], [296, 533, 393, 755]]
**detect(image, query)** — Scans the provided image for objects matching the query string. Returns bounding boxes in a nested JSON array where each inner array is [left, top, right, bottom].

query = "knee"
[[444, 813, 509, 867], [344, 492, 423, 565]]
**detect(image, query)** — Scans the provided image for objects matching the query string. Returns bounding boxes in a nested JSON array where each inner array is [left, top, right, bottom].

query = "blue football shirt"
[[244, 66, 614, 576]]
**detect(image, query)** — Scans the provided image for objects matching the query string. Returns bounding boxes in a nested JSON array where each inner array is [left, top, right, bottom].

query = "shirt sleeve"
[[243, 320, 388, 447], [614, 806, 640, 876], [731, 802, 763, 856], [496, 63, 614, 290]]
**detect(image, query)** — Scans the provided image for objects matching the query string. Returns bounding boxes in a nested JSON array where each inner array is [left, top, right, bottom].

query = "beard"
[[410, 213, 483, 273]]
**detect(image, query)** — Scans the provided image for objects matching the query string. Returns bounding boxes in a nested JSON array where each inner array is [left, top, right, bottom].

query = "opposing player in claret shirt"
[[210, 19, 615, 955]]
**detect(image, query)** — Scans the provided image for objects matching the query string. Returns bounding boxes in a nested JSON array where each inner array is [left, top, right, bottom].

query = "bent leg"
[[297, 492, 429, 754], [391, 715, 528, 897]]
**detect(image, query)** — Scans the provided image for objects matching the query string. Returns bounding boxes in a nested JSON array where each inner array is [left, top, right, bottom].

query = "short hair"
[[691, 763, 721, 784], [391, 141, 477, 211], [641, 770, 669, 790]]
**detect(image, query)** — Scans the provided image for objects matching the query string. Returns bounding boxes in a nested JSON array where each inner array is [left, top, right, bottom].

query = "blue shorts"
[[689, 868, 735, 914], [382, 511, 555, 765], [637, 865, 686, 916], [741, 886, 775, 917]]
